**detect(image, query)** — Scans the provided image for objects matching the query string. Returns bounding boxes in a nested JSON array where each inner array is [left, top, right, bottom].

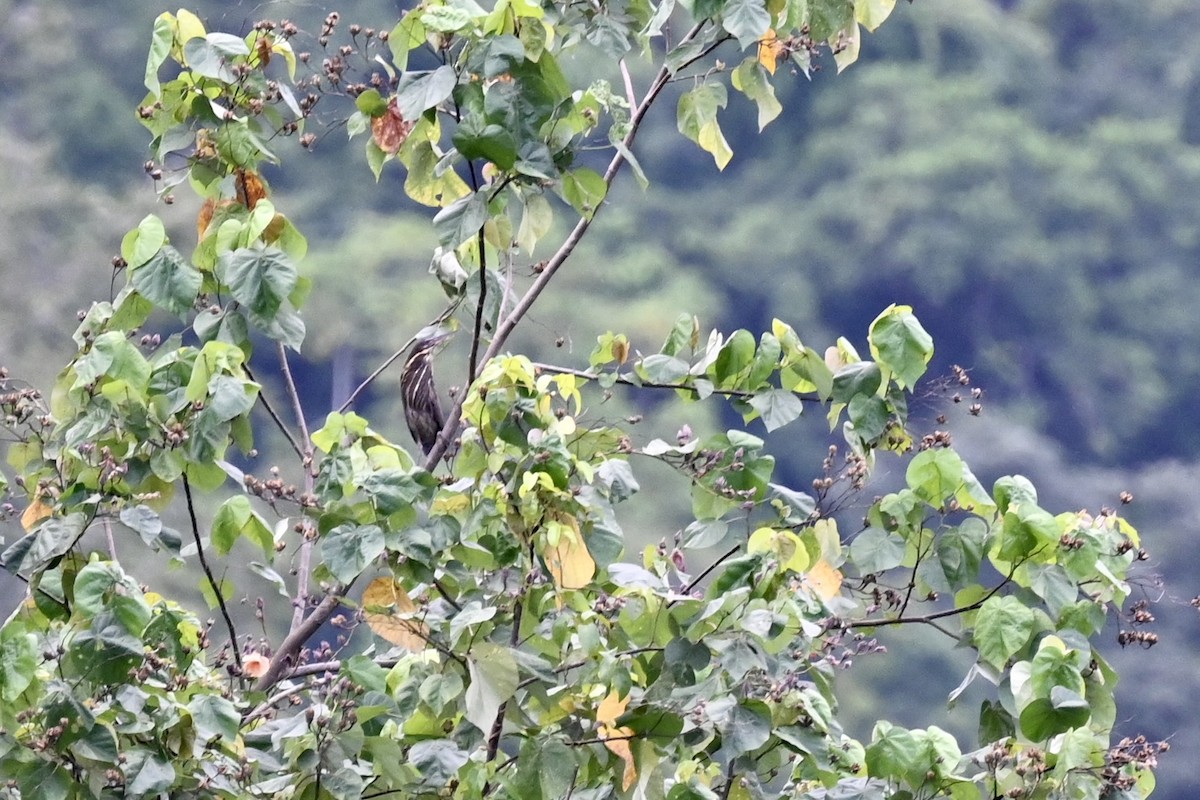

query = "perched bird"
[[402, 331, 452, 455]]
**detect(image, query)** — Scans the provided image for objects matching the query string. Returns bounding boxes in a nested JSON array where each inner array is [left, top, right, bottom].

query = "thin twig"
[[469, 226, 488, 382], [183, 475, 243, 674], [619, 58, 637, 108], [244, 364, 305, 460], [681, 543, 741, 595], [336, 304, 459, 414]]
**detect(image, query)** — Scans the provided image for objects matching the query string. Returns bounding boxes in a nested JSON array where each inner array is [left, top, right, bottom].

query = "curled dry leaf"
[[372, 97, 416, 155]]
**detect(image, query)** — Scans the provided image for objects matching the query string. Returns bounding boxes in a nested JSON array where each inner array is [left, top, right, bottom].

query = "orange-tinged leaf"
[[20, 496, 52, 532], [804, 559, 843, 601], [758, 29, 786, 75], [197, 198, 217, 239], [362, 577, 429, 650], [372, 97, 416, 155], [597, 691, 637, 790], [542, 516, 595, 590], [235, 169, 269, 209]]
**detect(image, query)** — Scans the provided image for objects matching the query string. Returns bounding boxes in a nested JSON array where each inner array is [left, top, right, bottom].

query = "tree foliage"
[[0, 2, 1165, 798]]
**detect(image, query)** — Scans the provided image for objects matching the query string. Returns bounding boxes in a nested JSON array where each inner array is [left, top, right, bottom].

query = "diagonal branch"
[[278, 342, 318, 633], [183, 475, 243, 674]]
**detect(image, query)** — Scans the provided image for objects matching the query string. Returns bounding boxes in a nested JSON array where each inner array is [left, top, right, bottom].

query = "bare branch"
[[183, 475, 243, 674]]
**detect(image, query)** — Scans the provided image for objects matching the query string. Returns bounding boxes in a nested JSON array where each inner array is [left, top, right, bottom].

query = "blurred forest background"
[[2, 0, 1200, 795]]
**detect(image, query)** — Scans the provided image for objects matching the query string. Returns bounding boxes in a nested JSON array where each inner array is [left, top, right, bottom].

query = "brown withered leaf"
[[197, 198, 217, 240], [235, 168, 269, 209], [362, 577, 429, 651], [372, 97, 416, 155]]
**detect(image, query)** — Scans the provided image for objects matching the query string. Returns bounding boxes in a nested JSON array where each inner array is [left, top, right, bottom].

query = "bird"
[[401, 331, 453, 455]]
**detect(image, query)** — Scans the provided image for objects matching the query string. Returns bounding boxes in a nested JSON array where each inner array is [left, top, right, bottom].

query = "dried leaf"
[[372, 97, 416, 155], [362, 577, 429, 650]]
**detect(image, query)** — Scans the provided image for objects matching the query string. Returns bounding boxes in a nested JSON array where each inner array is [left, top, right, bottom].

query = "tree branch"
[[254, 592, 343, 691], [277, 341, 318, 633], [183, 474, 243, 674]]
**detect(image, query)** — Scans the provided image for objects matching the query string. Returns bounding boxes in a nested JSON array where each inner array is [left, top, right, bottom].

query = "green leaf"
[[407, 739, 471, 786], [217, 246, 298, 319], [211, 496, 275, 558], [850, 527, 906, 574], [453, 116, 519, 169], [145, 14, 174, 94], [847, 394, 888, 442], [869, 305, 934, 389], [121, 214, 166, 268], [748, 389, 803, 431], [936, 519, 987, 589], [0, 621, 37, 701], [395, 66, 458, 119], [722, 699, 772, 755], [864, 721, 923, 786], [189, 695, 240, 743], [731, 57, 782, 131], [722, 0, 771, 47], [2, 513, 87, 574], [433, 190, 490, 248], [637, 354, 690, 384], [560, 168, 608, 219], [830, 361, 881, 403], [122, 749, 176, 796], [132, 245, 202, 316], [1018, 694, 1090, 741], [355, 88, 388, 116], [973, 595, 1035, 669], [677, 83, 733, 170], [465, 642, 518, 733], [996, 503, 1059, 563], [905, 448, 964, 510], [323, 523, 386, 583]]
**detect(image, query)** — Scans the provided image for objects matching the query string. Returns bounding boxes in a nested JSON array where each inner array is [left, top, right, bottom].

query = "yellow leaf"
[[804, 559, 843, 601], [543, 517, 595, 590], [20, 496, 52, 532], [854, 0, 896, 31], [748, 527, 810, 573], [596, 691, 637, 791], [757, 29, 785, 75], [362, 577, 429, 651]]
